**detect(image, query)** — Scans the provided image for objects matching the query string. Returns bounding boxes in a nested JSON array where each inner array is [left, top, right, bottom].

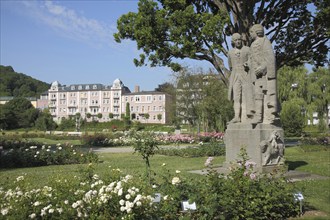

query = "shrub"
[[300, 135, 330, 146], [156, 142, 225, 157], [200, 150, 301, 219], [81, 133, 109, 146], [280, 100, 305, 137], [0, 169, 156, 219], [0, 144, 98, 168]]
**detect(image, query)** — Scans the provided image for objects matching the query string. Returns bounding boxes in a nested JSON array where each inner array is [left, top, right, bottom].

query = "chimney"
[[134, 85, 140, 93]]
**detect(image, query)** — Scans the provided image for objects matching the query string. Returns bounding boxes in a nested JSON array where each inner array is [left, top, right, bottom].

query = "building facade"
[[121, 86, 172, 124], [38, 79, 172, 124]]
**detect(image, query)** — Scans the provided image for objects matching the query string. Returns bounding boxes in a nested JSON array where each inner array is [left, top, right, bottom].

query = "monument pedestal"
[[224, 123, 285, 172]]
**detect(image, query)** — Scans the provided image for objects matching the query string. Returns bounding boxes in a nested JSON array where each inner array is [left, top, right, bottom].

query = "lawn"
[[285, 145, 330, 218], [0, 145, 329, 219]]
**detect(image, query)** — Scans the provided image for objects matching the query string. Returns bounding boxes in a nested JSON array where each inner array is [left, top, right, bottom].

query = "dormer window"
[[93, 85, 97, 89], [86, 85, 90, 90], [71, 86, 75, 90], [78, 85, 82, 90]]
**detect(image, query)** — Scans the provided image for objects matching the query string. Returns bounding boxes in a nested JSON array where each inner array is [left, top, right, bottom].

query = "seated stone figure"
[[260, 130, 285, 165]]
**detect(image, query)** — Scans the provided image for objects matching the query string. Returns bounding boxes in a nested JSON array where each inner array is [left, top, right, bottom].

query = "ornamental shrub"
[[156, 141, 225, 157], [280, 100, 305, 137], [0, 144, 98, 168], [196, 149, 301, 219]]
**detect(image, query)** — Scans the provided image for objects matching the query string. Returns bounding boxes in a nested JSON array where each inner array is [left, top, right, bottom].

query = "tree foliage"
[[35, 109, 57, 131], [306, 67, 330, 127], [0, 65, 50, 97], [278, 66, 330, 132], [198, 73, 233, 131], [155, 82, 177, 124], [280, 99, 305, 137], [114, 0, 329, 85], [0, 97, 40, 129], [175, 68, 233, 131]]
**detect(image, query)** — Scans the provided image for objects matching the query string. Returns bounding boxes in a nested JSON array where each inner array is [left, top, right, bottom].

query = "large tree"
[[0, 97, 39, 129], [175, 68, 233, 131], [277, 66, 330, 128], [114, 0, 329, 86]]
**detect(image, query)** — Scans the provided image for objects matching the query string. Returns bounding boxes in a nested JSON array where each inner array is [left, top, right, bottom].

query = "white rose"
[[171, 177, 181, 185]]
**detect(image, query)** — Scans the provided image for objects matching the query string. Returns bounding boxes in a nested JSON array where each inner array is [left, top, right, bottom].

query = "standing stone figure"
[[248, 24, 278, 124], [228, 33, 255, 123]]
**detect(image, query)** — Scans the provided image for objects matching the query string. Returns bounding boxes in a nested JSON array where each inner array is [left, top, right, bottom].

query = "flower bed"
[[0, 150, 301, 219], [0, 143, 98, 168]]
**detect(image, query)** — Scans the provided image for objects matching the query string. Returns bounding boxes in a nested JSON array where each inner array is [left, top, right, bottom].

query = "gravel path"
[[92, 147, 134, 153]]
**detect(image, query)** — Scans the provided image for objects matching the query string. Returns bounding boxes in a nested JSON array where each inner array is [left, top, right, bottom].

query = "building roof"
[[49, 79, 131, 93], [122, 91, 168, 96], [0, 96, 37, 101]]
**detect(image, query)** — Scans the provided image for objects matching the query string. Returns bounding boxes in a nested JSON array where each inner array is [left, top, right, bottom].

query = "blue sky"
[[1, 0, 212, 91]]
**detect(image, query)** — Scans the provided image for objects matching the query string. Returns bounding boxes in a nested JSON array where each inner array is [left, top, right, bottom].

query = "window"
[[93, 85, 97, 89], [159, 95, 162, 101], [78, 85, 82, 90], [71, 86, 75, 90], [86, 85, 90, 90], [147, 96, 152, 101], [135, 96, 140, 102]]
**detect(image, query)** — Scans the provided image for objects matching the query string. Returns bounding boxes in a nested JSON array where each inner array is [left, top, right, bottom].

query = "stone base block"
[[224, 123, 284, 172]]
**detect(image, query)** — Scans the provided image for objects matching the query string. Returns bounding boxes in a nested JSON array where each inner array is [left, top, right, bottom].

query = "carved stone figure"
[[228, 33, 255, 123], [260, 130, 285, 165], [248, 24, 278, 124]]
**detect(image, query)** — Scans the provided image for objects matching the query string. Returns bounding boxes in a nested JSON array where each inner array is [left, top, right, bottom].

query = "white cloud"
[[22, 0, 117, 48]]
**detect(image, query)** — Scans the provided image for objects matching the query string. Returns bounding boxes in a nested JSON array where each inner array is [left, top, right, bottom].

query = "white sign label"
[[181, 201, 197, 211]]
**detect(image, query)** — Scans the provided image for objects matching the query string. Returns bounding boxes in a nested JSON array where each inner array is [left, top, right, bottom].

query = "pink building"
[[40, 79, 172, 124], [121, 86, 172, 124]]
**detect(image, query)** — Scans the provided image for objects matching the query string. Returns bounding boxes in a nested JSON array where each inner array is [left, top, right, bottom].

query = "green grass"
[[285, 146, 330, 177], [285, 146, 330, 217], [0, 152, 224, 188]]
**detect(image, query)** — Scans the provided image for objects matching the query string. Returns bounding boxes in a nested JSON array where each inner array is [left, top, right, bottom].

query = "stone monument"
[[225, 24, 284, 172]]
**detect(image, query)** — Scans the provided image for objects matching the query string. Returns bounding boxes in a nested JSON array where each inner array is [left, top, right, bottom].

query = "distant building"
[[0, 96, 37, 107], [37, 79, 172, 124], [307, 107, 330, 126], [122, 86, 172, 124], [37, 91, 49, 110]]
